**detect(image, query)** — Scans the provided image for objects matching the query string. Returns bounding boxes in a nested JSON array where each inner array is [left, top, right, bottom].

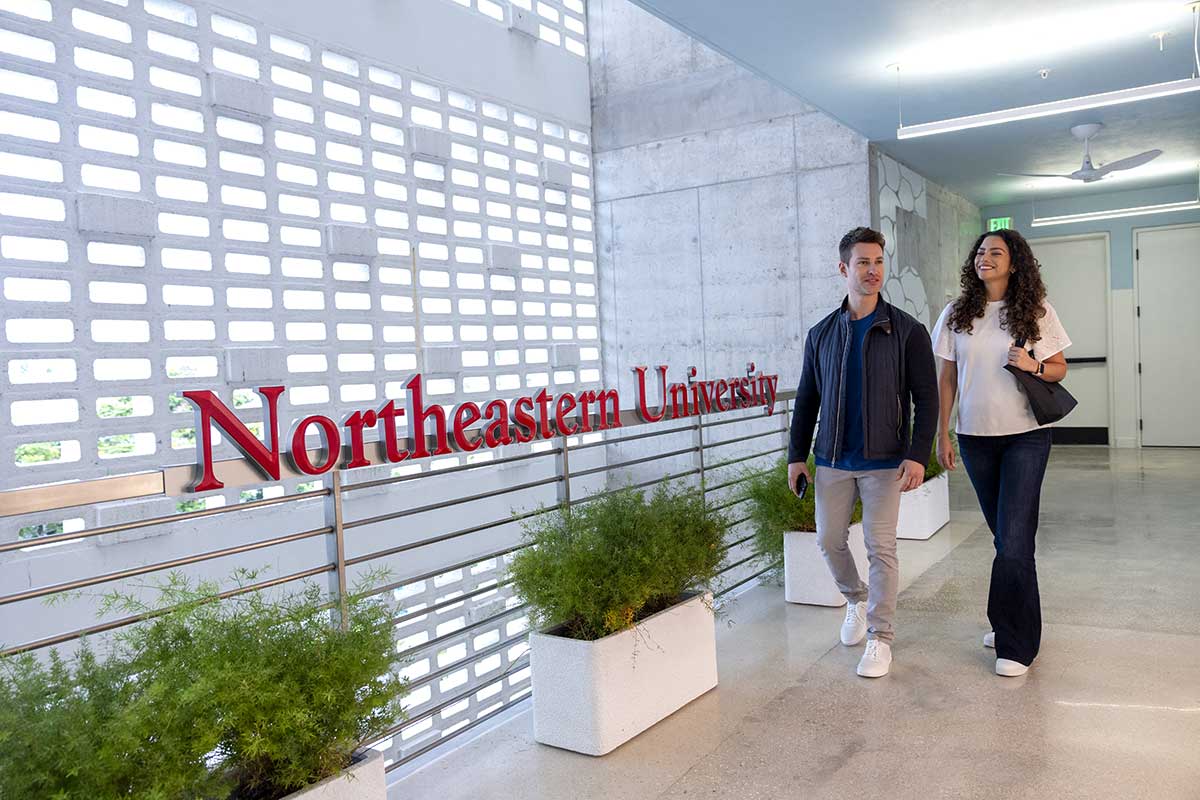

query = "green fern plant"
[[0, 640, 224, 800], [0, 573, 407, 800], [508, 482, 726, 642]]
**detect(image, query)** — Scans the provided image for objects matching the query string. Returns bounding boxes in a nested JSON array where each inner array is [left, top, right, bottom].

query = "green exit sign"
[[988, 217, 1013, 232]]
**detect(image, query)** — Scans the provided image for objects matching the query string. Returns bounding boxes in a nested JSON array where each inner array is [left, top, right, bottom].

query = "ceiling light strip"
[[897, 77, 1200, 140], [1030, 199, 1200, 227]]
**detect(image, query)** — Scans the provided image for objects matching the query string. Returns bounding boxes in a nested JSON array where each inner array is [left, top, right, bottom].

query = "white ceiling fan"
[[1000, 123, 1163, 183]]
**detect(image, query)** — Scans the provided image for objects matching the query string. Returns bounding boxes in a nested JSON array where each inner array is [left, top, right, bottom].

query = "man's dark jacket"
[[788, 296, 939, 468]]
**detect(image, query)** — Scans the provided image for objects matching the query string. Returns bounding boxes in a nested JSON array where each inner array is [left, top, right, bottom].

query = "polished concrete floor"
[[392, 448, 1200, 800]]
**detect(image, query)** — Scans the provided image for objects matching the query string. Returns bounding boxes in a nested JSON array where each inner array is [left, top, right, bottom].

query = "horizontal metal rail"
[[727, 514, 753, 529], [385, 692, 532, 772], [699, 408, 782, 431], [0, 490, 331, 554], [0, 429, 782, 646], [359, 542, 529, 600], [712, 495, 751, 513], [403, 628, 529, 694], [396, 651, 531, 733], [704, 446, 787, 474], [567, 422, 696, 451], [566, 467, 701, 507], [717, 550, 762, 577], [0, 562, 337, 658], [346, 508, 544, 569], [395, 602, 529, 661], [375, 656, 533, 768], [342, 446, 560, 493], [342, 475, 562, 531], [704, 464, 775, 495], [703, 427, 784, 451], [719, 532, 757, 555], [393, 579, 513, 626], [0, 525, 333, 608], [571, 443, 698, 479], [715, 560, 779, 598]]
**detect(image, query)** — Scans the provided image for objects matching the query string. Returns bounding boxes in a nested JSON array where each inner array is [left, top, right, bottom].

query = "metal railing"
[[0, 387, 796, 769]]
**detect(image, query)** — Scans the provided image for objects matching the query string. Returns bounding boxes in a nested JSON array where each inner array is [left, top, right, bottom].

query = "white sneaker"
[[840, 600, 867, 646], [857, 639, 892, 678], [995, 658, 1028, 677], [983, 631, 995, 649]]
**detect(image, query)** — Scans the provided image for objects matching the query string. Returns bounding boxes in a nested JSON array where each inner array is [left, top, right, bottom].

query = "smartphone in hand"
[[794, 472, 808, 500]]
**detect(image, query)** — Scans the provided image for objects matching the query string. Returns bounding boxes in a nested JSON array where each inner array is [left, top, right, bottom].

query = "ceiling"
[[628, 0, 1200, 207]]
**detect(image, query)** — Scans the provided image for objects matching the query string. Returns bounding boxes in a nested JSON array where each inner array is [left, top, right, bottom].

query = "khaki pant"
[[814, 466, 903, 643]]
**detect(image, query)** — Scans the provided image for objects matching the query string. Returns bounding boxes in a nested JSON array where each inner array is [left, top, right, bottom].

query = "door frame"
[[1133, 221, 1200, 448], [1027, 231, 1114, 445]]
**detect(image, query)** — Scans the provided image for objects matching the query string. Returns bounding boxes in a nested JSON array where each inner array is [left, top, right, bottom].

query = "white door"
[[1030, 235, 1110, 444], [1137, 224, 1200, 447]]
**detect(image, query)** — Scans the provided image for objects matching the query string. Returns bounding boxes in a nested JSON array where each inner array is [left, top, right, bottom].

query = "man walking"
[[788, 227, 938, 677]]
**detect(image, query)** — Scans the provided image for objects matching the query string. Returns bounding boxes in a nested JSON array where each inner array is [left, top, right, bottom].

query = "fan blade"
[[1093, 149, 1162, 176], [998, 172, 1075, 179]]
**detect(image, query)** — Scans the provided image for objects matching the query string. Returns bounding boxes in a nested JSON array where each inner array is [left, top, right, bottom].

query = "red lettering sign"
[[183, 366, 779, 492]]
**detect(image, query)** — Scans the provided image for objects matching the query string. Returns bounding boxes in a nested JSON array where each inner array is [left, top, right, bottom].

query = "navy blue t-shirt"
[[816, 310, 902, 472]]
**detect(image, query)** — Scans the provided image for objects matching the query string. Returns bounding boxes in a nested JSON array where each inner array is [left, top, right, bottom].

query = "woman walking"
[[931, 228, 1071, 677]]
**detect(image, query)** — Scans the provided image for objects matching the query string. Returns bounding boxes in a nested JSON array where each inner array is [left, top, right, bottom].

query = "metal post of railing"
[[328, 469, 349, 630], [556, 435, 572, 510]]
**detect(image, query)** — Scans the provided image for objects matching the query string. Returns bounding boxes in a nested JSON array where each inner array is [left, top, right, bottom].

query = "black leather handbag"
[[1004, 338, 1078, 425]]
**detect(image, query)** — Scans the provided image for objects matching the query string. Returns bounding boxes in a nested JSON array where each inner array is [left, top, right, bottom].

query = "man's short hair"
[[839, 227, 886, 264]]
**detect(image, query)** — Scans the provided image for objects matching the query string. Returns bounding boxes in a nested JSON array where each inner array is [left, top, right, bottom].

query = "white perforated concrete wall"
[[0, 0, 598, 499], [0, 0, 599, 771]]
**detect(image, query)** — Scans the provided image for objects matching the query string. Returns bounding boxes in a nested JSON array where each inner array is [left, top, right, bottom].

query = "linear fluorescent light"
[[1031, 199, 1200, 227], [888, 3, 1183, 78], [897, 77, 1200, 139]]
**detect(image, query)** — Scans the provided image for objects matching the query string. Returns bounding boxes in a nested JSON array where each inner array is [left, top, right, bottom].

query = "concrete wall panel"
[[593, 64, 810, 151], [596, 117, 795, 200], [697, 174, 802, 388]]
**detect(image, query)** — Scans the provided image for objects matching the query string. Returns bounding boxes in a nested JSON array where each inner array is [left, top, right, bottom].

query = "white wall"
[[221, 0, 591, 126], [982, 181, 1200, 449]]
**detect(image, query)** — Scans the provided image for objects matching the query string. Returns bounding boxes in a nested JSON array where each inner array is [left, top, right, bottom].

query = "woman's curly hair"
[[947, 228, 1047, 345]]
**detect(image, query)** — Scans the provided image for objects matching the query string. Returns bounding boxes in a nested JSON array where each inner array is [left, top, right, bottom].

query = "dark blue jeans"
[[958, 428, 1052, 666]]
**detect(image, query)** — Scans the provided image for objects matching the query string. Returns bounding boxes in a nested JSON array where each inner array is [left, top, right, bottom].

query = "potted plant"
[[896, 443, 952, 541], [0, 639, 228, 799], [741, 458, 865, 606], [0, 573, 407, 800], [508, 483, 726, 756]]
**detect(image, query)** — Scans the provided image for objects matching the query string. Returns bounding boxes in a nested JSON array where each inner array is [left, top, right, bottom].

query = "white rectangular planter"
[[896, 473, 950, 541], [784, 522, 867, 606], [280, 749, 385, 800], [530, 592, 718, 756]]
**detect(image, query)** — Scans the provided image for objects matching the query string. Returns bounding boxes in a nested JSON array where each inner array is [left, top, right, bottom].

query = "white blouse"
[[931, 300, 1072, 436]]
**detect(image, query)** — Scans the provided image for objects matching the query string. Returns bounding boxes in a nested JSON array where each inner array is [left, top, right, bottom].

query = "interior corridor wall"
[[982, 181, 1200, 448]]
